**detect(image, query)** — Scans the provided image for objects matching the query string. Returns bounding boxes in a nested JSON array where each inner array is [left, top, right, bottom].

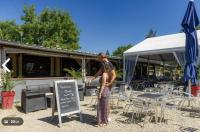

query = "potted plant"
[[64, 68, 82, 79], [64, 68, 84, 101], [1, 71, 15, 109], [115, 69, 123, 81], [190, 66, 200, 96]]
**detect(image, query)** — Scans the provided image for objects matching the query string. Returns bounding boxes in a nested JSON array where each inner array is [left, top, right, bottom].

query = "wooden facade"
[[0, 41, 122, 80]]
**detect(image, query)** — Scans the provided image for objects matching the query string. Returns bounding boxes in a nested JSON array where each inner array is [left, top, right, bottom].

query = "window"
[[61, 58, 81, 77], [23, 55, 50, 77]]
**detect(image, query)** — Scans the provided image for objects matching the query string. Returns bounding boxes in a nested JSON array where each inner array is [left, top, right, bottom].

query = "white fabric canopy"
[[123, 30, 200, 84], [124, 30, 200, 56]]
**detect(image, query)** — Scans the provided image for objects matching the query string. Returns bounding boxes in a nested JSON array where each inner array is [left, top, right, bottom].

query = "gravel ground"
[[0, 96, 200, 132]]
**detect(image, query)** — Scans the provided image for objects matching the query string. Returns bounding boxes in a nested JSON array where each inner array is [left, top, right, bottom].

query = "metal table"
[[137, 93, 166, 123], [137, 93, 164, 100]]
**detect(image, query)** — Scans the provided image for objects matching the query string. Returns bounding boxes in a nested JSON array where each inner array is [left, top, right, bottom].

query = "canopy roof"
[[124, 30, 200, 56]]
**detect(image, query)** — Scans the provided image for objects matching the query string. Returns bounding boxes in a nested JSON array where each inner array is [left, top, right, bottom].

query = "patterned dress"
[[97, 85, 110, 124]]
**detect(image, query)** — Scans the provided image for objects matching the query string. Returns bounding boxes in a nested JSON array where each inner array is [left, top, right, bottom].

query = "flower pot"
[[1, 91, 15, 109], [191, 86, 200, 97]]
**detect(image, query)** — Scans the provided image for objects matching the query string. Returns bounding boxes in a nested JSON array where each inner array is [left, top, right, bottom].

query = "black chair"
[[78, 84, 84, 101], [21, 84, 51, 113], [39, 84, 53, 108], [85, 85, 98, 96]]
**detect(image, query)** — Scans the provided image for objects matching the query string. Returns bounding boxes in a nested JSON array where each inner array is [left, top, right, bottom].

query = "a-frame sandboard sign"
[[51, 80, 82, 127]]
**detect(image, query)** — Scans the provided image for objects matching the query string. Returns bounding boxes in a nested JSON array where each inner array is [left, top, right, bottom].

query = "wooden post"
[[50, 57, 54, 76], [81, 57, 86, 82], [55, 57, 61, 76], [87, 60, 91, 75], [18, 53, 23, 77], [1, 48, 6, 67], [10, 54, 17, 77]]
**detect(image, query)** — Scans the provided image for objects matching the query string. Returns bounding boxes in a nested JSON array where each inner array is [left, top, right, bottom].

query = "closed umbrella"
[[181, 0, 199, 96]]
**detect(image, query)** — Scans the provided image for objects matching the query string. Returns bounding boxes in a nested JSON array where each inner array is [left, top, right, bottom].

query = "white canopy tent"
[[123, 30, 200, 85]]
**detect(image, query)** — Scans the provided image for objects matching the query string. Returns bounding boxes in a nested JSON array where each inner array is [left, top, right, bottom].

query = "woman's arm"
[[107, 69, 116, 87], [99, 73, 107, 98]]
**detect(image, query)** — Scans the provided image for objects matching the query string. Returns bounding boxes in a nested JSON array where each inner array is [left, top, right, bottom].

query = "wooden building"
[[0, 40, 122, 80]]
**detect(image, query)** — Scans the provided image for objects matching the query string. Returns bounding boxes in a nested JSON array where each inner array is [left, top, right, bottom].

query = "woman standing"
[[96, 63, 111, 127]]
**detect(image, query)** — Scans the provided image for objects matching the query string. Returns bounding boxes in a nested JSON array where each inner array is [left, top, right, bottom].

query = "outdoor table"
[[137, 93, 164, 100], [137, 93, 166, 123]]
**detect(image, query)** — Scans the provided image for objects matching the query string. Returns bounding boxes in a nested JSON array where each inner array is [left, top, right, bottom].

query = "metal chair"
[[130, 97, 156, 126], [123, 90, 137, 114], [115, 84, 129, 107]]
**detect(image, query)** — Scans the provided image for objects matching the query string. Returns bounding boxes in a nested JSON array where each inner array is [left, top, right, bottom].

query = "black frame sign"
[[54, 80, 82, 127]]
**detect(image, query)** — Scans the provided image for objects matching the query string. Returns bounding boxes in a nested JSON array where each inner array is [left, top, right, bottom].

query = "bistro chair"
[[129, 97, 156, 126], [89, 88, 99, 106], [109, 83, 128, 108], [123, 90, 137, 114]]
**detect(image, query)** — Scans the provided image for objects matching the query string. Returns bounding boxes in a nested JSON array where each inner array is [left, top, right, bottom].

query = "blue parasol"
[[181, 0, 199, 94]]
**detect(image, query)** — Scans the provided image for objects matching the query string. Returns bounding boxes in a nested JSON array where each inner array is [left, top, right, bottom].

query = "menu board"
[[54, 80, 81, 127]]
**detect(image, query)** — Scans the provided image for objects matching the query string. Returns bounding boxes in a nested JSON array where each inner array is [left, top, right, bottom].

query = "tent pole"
[[123, 55, 125, 83], [147, 56, 149, 80], [163, 63, 165, 78], [141, 63, 143, 78]]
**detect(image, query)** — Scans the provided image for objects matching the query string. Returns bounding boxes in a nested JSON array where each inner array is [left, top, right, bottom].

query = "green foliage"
[[64, 68, 82, 79], [197, 66, 200, 80], [115, 69, 123, 80], [2, 71, 14, 91], [112, 44, 132, 57], [145, 29, 157, 38], [0, 21, 20, 41], [0, 5, 80, 50], [21, 5, 37, 23], [196, 26, 200, 30], [181, 26, 200, 32]]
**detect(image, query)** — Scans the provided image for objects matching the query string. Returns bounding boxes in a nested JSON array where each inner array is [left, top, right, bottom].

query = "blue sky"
[[0, 0, 199, 53]]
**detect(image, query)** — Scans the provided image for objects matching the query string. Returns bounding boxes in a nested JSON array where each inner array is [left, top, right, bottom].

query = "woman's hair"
[[97, 52, 107, 58], [102, 62, 111, 72]]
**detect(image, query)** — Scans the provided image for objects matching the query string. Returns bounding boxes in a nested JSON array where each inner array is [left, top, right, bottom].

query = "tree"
[[106, 50, 110, 56], [145, 29, 157, 38], [181, 26, 200, 32], [21, 5, 80, 50], [0, 5, 80, 50], [196, 26, 200, 30], [21, 5, 37, 24], [0, 21, 20, 42], [112, 44, 132, 57]]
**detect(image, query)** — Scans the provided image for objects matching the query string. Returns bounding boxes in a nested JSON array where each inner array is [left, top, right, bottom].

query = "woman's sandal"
[[102, 123, 107, 126], [95, 124, 103, 127]]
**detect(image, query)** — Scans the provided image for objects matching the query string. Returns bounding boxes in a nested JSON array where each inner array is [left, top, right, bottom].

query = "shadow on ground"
[[179, 126, 199, 132], [116, 112, 167, 126], [179, 107, 200, 113], [15, 105, 24, 113], [180, 110, 200, 119], [189, 112, 200, 118], [38, 113, 97, 127]]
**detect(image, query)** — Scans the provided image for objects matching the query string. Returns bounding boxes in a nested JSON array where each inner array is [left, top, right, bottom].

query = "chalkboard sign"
[[54, 80, 82, 127]]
